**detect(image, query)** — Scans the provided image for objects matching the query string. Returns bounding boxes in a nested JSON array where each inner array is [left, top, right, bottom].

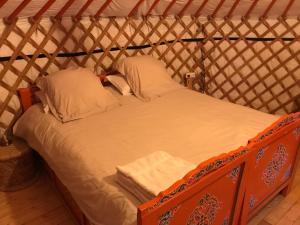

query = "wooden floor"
[[1, 163, 300, 225]]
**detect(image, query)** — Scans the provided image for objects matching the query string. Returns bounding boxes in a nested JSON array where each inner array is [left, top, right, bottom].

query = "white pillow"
[[36, 67, 119, 122], [115, 55, 183, 101], [106, 74, 132, 96]]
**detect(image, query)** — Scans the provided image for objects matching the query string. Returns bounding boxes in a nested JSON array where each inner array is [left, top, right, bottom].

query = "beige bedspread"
[[13, 87, 279, 225]]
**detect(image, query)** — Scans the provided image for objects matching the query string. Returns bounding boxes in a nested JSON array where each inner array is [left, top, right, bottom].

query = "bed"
[[14, 80, 300, 225]]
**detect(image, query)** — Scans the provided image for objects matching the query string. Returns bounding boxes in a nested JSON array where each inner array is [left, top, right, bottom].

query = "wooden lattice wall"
[[0, 0, 300, 140], [198, 17, 300, 114]]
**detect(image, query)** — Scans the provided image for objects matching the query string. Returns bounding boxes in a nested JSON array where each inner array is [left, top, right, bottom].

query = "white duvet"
[[13, 88, 279, 225]]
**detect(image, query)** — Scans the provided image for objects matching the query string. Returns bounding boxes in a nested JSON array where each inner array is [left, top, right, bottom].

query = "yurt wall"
[[0, 0, 299, 139]]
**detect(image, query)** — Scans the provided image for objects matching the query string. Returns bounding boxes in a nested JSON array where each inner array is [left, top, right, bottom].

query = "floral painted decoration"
[[249, 195, 257, 209], [186, 193, 220, 225], [227, 166, 241, 183], [256, 147, 265, 164], [158, 206, 180, 225], [282, 164, 292, 182], [262, 144, 288, 186]]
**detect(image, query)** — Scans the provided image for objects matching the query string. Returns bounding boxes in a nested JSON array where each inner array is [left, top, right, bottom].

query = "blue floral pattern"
[[158, 206, 180, 225], [227, 166, 240, 183], [249, 195, 257, 209], [221, 217, 230, 225], [256, 148, 265, 164], [262, 144, 288, 186], [282, 164, 292, 181]]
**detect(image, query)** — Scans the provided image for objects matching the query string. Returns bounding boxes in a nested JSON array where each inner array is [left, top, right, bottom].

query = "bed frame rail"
[[138, 112, 300, 225]]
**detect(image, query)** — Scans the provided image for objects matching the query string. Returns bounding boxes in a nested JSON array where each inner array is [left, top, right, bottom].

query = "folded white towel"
[[116, 151, 196, 202]]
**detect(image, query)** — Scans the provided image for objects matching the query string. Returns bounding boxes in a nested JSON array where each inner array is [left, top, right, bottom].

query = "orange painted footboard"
[[138, 112, 300, 225], [241, 113, 300, 223]]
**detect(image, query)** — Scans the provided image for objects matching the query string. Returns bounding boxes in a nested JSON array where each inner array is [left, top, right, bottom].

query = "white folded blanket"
[[116, 151, 196, 202]]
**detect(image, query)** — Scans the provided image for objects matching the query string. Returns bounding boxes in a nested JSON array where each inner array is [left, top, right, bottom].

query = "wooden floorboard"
[[0, 173, 76, 225], [0, 163, 299, 225]]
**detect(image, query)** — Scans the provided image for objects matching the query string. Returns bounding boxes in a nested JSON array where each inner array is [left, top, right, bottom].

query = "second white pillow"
[[115, 55, 183, 101], [106, 74, 132, 96]]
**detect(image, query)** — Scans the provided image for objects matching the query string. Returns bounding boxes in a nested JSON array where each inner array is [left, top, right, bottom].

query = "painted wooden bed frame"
[[17, 85, 300, 225]]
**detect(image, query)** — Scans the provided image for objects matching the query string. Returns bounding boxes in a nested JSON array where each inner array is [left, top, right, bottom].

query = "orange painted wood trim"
[[18, 86, 40, 112]]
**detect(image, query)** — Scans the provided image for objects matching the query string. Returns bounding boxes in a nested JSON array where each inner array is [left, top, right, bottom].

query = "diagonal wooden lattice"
[[198, 17, 300, 115], [0, 16, 300, 138]]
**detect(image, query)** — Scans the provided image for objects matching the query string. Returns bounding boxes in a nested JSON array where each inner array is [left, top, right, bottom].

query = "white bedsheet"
[[13, 88, 279, 225]]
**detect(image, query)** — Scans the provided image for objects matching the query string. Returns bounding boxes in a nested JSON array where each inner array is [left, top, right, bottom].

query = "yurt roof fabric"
[[0, 0, 299, 21]]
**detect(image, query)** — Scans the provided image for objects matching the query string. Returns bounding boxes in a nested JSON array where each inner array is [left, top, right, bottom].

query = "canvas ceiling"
[[0, 0, 299, 20]]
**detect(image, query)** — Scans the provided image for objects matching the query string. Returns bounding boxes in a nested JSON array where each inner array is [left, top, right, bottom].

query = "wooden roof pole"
[[262, 0, 277, 18], [75, 0, 94, 20], [0, 0, 8, 9], [128, 0, 146, 17], [226, 0, 241, 18], [94, 0, 113, 18], [282, 0, 295, 18], [6, 0, 31, 22], [212, 0, 226, 18], [163, 0, 177, 17], [33, 0, 56, 21], [244, 0, 259, 18], [55, 0, 75, 19], [145, 0, 160, 16], [178, 0, 194, 17], [194, 0, 209, 17]]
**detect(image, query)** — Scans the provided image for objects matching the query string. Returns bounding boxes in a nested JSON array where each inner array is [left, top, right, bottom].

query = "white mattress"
[[13, 87, 279, 225]]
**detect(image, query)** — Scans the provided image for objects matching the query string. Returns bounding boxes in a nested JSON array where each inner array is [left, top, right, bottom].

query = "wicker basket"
[[0, 137, 39, 191]]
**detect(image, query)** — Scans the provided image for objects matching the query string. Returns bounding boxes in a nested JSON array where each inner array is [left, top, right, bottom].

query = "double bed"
[[14, 86, 300, 225]]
